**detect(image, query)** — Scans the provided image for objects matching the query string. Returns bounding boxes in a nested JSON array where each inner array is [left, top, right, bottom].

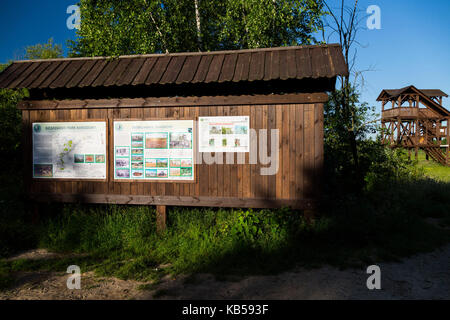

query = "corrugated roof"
[[0, 44, 348, 90], [418, 89, 448, 98], [377, 85, 450, 117], [381, 87, 448, 99]]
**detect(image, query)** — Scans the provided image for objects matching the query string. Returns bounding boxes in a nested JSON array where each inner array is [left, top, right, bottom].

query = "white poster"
[[198, 116, 250, 152], [114, 120, 194, 181], [32, 122, 107, 179]]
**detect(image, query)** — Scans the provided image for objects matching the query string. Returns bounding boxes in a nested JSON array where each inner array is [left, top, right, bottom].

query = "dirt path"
[[1, 245, 449, 300]]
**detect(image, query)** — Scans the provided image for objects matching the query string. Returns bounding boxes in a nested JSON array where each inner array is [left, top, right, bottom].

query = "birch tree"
[[69, 0, 326, 56]]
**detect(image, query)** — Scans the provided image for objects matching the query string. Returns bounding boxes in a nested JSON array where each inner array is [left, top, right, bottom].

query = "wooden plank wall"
[[24, 103, 324, 208]]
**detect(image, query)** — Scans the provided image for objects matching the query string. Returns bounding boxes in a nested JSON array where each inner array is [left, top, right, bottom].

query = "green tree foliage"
[[23, 38, 63, 60], [68, 0, 325, 57], [219, 0, 324, 49], [324, 84, 422, 196], [324, 84, 379, 191], [325, 84, 376, 152], [0, 39, 63, 171], [0, 81, 28, 170]]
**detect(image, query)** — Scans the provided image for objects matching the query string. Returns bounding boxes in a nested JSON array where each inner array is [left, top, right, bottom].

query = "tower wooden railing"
[[379, 86, 450, 167]]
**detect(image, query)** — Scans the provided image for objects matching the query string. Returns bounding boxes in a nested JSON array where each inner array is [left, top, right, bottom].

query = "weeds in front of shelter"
[[1, 148, 449, 289]]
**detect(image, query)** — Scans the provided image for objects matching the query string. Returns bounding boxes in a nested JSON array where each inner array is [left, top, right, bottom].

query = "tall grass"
[[416, 150, 450, 182], [0, 174, 38, 258], [39, 206, 310, 278], [34, 179, 450, 282], [41, 205, 156, 254], [1, 146, 449, 285]]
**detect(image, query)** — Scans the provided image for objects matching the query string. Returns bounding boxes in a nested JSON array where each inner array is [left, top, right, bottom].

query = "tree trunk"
[[342, 76, 360, 186], [194, 0, 202, 51]]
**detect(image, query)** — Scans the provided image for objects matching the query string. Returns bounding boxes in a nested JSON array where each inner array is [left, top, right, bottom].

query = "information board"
[[32, 122, 107, 179], [198, 116, 250, 152], [114, 120, 194, 181]]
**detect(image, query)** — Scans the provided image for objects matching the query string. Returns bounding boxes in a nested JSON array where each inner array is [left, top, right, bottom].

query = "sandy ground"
[[1, 244, 449, 300]]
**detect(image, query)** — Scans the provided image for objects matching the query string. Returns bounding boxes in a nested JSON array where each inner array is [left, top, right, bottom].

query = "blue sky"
[[0, 0, 449, 115], [0, 0, 76, 60]]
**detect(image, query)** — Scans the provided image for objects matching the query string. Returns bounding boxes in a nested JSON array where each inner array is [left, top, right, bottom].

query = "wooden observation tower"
[[378, 85, 450, 166]]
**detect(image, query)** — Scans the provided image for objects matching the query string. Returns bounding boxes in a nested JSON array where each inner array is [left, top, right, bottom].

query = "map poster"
[[198, 116, 250, 152], [32, 122, 107, 179], [114, 120, 194, 181]]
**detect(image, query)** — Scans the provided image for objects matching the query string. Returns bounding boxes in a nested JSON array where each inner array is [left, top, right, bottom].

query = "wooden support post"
[[304, 210, 316, 225], [32, 202, 40, 225], [391, 121, 394, 145], [156, 205, 167, 232], [437, 120, 441, 145], [447, 117, 450, 165], [415, 105, 420, 160], [446, 145, 449, 166]]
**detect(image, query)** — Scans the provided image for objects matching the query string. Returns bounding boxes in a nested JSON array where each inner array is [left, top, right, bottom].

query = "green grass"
[[0, 174, 39, 258], [416, 150, 450, 182], [1, 153, 450, 291], [1, 187, 449, 290]]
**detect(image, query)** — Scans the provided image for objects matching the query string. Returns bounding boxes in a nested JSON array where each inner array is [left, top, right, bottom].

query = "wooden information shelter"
[[0, 44, 348, 225]]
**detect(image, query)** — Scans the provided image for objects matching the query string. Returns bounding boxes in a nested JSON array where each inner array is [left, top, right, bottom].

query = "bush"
[[362, 144, 423, 191], [40, 204, 156, 254], [31, 192, 449, 281], [0, 174, 38, 258], [0, 261, 14, 290], [0, 85, 28, 172]]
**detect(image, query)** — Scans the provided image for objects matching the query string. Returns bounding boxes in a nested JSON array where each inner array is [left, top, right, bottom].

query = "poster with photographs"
[[32, 122, 107, 179], [198, 116, 250, 152], [114, 120, 194, 181]]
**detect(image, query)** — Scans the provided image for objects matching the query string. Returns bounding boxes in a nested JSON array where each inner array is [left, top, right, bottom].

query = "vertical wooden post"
[[447, 117, 450, 166], [156, 205, 167, 232], [391, 122, 394, 145], [304, 210, 316, 225], [415, 117, 420, 160], [436, 120, 441, 145], [32, 202, 40, 225], [415, 95, 420, 159]]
